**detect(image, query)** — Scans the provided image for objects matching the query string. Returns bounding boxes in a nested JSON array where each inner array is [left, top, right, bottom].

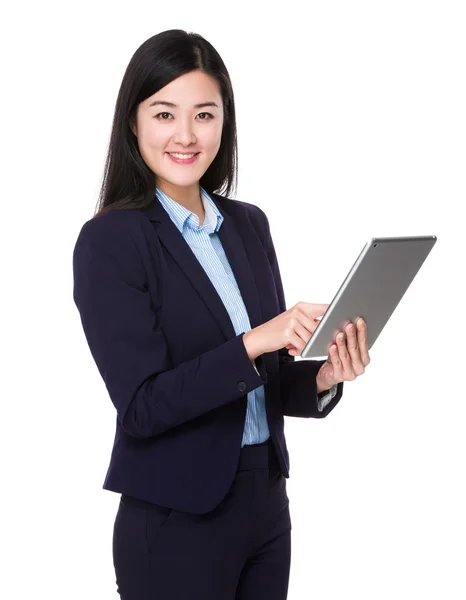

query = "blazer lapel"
[[217, 207, 264, 331], [140, 195, 263, 342]]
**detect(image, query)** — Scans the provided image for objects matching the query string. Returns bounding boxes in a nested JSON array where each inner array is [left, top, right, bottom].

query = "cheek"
[[203, 122, 224, 151], [137, 128, 168, 167], [139, 127, 166, 151]]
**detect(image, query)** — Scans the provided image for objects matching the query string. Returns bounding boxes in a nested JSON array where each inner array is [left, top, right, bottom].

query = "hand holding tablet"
[[243, 234, 436, 398], [301, 235, 437, 360], [314, 315, 371, 394]]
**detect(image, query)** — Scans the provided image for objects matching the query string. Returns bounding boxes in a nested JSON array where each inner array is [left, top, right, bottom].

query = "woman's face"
[[131, 69, 224, 193]]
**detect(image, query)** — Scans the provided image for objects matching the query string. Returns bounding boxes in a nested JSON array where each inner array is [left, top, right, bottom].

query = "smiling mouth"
[[167, 152, 200, 158]]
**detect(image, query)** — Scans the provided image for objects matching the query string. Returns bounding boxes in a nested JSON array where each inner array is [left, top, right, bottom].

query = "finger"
[[289, 328, 307, 354], [293, 310, 321, 335], [355, 318, 371, 366], [285, 343, 298, 356], [345, 322, 365, 376], [284, 318, 310, 354], [335, 331, 356, 380], [285, 339, 299, 355], [287, 348, 300, 356], [293, 321, 314, 351], [297, 303, 330, 319], [328, 343, 343, 380]]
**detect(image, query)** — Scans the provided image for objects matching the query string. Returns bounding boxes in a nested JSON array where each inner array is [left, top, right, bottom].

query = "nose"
[[173, 117, 197, 146]]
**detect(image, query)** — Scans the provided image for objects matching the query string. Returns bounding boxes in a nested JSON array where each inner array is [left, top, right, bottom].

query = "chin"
[[161, 174, 204, 187]]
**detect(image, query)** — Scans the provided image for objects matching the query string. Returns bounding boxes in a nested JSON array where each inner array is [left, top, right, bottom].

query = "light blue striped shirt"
[[156, 186, 270, 446]]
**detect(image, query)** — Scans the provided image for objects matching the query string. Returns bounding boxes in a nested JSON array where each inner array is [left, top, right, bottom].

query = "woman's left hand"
[[316, 317, 371, 392]]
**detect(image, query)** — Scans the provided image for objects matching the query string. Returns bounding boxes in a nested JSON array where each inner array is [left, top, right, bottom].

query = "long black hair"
[[94, 29, 238, 217]]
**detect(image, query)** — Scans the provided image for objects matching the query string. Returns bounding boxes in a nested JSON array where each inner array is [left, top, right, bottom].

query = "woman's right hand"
[[243, 302, 329, 360]]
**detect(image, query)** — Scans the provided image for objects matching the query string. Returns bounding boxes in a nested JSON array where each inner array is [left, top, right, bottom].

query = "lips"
[[166, 152, 200, 165], [167, 152, 200, 157]]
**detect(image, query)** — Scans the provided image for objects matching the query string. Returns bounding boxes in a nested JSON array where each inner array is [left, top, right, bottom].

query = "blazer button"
[[237, 381, 247, 393]]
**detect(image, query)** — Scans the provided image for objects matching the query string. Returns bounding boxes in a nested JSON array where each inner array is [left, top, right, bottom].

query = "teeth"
[[169, 153, 197, 159]]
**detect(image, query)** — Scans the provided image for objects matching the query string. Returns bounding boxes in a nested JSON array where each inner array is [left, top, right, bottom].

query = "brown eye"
[[197, 113, 213, 120], [155, 112, 173, 120]]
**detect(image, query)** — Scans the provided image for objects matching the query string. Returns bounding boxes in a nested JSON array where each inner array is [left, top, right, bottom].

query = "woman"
[[72, 29, 370, 600]]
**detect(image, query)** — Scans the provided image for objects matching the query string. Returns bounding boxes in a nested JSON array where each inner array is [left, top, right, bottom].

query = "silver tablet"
[[300, 235, 437, 359]]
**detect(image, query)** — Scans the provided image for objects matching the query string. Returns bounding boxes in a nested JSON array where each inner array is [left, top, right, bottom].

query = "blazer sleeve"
[[255, 206, 344, 418], [72, 212, 266, 439]]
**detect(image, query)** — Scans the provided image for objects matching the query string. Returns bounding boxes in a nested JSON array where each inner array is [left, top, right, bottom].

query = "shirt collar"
[[155, 186, 224, 234]]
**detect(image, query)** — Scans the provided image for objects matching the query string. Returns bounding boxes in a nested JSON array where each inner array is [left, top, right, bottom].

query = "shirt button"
[[237, 382, 247, 393]]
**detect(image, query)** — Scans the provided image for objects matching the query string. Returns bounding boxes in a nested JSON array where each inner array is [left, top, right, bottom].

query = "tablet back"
[[301, 235, 437, 359]]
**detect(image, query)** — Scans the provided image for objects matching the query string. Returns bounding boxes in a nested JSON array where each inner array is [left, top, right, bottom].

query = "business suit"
[[73, 189, 344, 598]]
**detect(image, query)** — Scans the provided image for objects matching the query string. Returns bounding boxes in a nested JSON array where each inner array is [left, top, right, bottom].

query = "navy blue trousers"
[[112, 439, 292, 599]]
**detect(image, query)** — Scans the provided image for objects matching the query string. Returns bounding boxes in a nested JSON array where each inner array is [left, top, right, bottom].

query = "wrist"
[[316, 372, 333, 395], [242, 329, 263, 362], [316, 382, 327, 395]]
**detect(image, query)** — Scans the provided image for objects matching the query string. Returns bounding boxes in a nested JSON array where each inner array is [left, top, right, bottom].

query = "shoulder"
[[74, 208, 150, 254], [72, 208, 155, 280], [72, 209, 157, 297]]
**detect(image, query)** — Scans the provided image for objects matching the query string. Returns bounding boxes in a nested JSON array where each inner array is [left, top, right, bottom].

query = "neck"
[[156, 180, 203, 214]]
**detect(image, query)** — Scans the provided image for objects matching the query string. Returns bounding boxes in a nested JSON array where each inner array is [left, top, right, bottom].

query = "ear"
[[129, 119, 137, 137]]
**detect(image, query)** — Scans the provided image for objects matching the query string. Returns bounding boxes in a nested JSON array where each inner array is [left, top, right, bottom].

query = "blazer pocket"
[[145, 504, 175, 553]]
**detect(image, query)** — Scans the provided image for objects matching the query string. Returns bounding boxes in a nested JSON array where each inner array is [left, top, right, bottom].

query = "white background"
[[2, 1, 465, 598]]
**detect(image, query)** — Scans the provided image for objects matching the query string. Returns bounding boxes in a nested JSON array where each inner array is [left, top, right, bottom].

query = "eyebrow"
[[148, 100, 219, 109]]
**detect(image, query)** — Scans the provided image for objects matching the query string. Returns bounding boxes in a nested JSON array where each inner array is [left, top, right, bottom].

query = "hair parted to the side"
[[94, 29, 238, 218]]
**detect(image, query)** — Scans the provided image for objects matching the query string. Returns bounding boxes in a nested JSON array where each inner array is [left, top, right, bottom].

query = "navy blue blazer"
[[72, 193, 343, 514]]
